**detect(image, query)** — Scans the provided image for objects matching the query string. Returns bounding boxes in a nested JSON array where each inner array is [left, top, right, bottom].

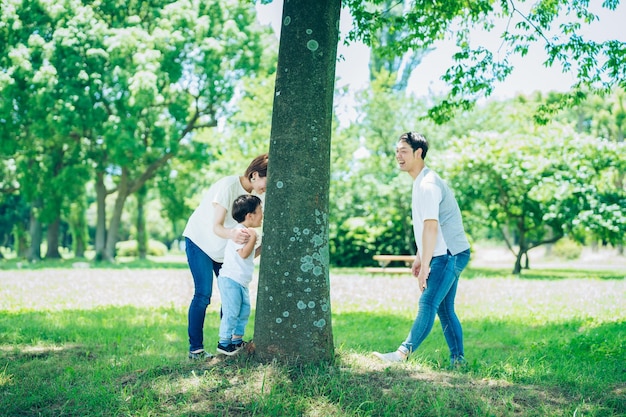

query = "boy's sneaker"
[[216, 343, 241, 356], [372, 350, 407, 363], [232, 340, 247, 349], [188, 349, 214, 360]]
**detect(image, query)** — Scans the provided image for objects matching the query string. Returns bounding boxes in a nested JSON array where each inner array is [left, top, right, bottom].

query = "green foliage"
[[442, 122, 625, 273], [330, 217, 379, 266], [329, 77, 437, 266], [344, 0, 626, 122], [116, 239, 168, 257], [2, 0, 625, 268], [0, 0, 275, 260]]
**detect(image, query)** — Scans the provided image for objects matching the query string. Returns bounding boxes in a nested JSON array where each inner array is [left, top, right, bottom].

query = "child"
[[216, 194, 263, 355]]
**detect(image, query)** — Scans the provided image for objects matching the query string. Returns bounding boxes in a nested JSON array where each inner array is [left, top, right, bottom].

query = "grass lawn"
[[0, 263, 624, 416]]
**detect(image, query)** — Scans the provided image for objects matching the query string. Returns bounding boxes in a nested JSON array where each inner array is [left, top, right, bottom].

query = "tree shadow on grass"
[[1, 307, 624, 416]]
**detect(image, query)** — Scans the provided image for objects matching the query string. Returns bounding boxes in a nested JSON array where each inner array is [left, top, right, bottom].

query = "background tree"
[[90, 0, 269, 261], [367, 0, 432, 91], [68, 194, 89, 258], [0, 0, 272, 261], [346, 0, 626, 122], [443, 124, 625, 274], [254, 0, 341, 364], [330, 77, 419, 265]]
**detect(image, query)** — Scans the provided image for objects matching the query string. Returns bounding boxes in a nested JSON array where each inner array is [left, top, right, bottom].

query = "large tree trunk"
[[45, 216, 62, 258], [254, 0, 340, 365]]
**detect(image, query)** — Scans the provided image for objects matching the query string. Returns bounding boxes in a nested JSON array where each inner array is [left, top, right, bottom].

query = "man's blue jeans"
[[217, 276, 251, 344], [186, 237, 222, 352], [401, 249, 470, 360]]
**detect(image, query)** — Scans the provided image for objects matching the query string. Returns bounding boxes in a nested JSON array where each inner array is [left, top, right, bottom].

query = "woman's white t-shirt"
[[182, 176, 248, 262]]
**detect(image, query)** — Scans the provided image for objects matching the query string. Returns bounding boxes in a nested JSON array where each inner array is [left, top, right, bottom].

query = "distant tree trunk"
[[254, 0, 340, 365], [13, 223, 28, 258], [103, 168, 132, 261], [27, 206, 42, 262], [368, 0, 431, 91], [45, 216, 62, 258], [136, 185, 148, 259], [520, 251, 528, 269], [69, 195, 88, 258], [94, 172, 108, 261], [104, 194, 126, 262]]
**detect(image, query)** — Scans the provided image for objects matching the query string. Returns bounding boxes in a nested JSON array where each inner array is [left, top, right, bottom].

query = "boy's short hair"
[[232, 194, 262, 223]]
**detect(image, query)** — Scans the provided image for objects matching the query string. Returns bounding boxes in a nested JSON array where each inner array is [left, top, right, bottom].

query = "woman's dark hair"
[[399, 132, 429, 159], [232, 194, 262, 223], [245, 153, 269, 180]]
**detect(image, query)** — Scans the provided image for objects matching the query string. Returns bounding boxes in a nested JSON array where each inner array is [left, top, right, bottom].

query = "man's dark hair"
[[399, 132, 429, 159], [232, 194, 262, 223]]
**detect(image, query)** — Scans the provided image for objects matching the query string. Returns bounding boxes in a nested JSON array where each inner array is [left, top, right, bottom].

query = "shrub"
[[552, 237, 583, 260], [116, 240, 168, 257]]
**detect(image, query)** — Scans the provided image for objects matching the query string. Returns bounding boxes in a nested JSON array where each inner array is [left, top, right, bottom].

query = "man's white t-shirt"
[[182, 176, 248, 262], [412, 167, 470, 257]]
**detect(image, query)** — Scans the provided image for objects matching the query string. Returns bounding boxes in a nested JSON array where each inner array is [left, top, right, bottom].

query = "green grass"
[[0, 265, 624, 416]]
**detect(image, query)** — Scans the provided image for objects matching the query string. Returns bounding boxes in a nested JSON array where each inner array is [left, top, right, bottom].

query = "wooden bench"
[[365, 254, 415, 274]]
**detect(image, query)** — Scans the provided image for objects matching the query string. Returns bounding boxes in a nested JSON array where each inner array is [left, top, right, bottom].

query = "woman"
[[183, 153, 268, 359]]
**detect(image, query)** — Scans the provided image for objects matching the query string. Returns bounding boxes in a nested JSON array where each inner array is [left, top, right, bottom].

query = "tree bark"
[[27, 206, 42, 262], [136, 185, 147, 259], [254, 0, 340, 364], [103, 169, 131, 262], [69, 195, 88, 258], [14, 223, 28, 258], [45, 216, 62, 258], [94, 172, 108, 261]]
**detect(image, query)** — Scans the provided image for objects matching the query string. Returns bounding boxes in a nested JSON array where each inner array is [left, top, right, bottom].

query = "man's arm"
[[417, 219, 438, 291]]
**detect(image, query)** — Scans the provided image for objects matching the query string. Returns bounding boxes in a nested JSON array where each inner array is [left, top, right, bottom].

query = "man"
[[373, 132, 471, 367]]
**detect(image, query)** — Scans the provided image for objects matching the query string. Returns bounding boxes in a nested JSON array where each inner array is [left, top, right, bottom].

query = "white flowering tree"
[[0, 0, 271, 260]]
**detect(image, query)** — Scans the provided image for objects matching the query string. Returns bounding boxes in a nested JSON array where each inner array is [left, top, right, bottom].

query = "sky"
[[256, 1, 625, 101]]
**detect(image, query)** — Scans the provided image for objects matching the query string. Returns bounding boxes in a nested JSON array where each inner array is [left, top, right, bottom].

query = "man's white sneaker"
[[373, 350, 407, 363]]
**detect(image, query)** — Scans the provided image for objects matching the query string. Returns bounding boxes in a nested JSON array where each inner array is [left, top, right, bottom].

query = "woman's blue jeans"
[[217, 276, 251, 344], [401, 249, 470, 360], [186, 237, 222, 352]]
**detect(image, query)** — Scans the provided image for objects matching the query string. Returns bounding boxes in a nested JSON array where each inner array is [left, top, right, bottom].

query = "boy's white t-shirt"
[[182, 175, 248, 262], [219, 224, 255, 287]]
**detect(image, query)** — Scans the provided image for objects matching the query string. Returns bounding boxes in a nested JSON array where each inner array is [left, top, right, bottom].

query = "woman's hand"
[[231, 227, 250, 244]]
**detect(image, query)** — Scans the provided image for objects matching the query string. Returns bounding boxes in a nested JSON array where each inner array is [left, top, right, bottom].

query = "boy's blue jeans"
[[217, 276, 250, 344], [186, 237, 222, 352], [401, 249, 470, 360]]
